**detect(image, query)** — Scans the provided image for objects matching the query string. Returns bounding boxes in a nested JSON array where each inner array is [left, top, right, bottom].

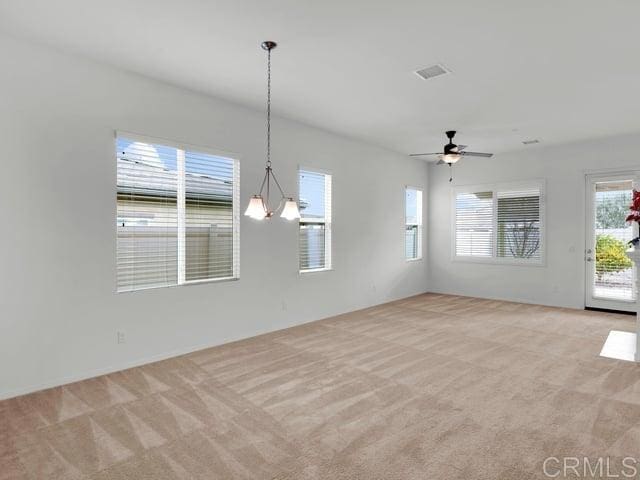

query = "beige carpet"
[[2, 293, 640, 479]]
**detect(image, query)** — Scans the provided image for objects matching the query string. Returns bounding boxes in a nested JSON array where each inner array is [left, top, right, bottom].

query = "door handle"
[[586, 257, 593, 262]]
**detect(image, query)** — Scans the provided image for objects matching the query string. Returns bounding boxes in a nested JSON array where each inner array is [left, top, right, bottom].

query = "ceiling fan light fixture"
[[409, 131, 492, 182], [443, 153, 461, 164]]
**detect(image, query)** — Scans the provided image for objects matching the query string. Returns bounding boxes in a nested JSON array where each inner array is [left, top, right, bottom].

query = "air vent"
[[415, 64, 450, 81], [522, 139, 540, 145]]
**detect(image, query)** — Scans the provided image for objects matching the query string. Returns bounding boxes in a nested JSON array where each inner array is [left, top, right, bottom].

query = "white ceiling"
[[2, 0, 639, 157]]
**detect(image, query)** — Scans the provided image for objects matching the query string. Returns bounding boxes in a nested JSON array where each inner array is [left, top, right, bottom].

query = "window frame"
[[405, 186, 423, 262], [115, 131, 241, 293], [451, 179, 546, 266], [298, 166, 332, 274]]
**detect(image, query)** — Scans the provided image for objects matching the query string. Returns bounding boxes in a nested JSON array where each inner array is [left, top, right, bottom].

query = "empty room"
[[2, 1, 640, 479]]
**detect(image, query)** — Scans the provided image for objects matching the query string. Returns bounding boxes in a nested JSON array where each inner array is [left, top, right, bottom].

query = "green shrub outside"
[[595, 234, 632, 280]]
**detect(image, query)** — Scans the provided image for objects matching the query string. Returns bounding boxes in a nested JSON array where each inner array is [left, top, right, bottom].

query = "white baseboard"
[[0, 337, 231, 401], [0, 290, 430, 401], [425, 287, 579, 310]]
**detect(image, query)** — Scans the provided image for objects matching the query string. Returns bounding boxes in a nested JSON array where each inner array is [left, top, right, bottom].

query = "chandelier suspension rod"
[[244, 40, 300, 221], [266, 43, 271, 168]]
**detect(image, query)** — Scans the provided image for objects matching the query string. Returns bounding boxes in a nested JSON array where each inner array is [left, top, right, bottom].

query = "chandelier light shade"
[[280, 198, 300, 220], [245, 195, 267, 220], [244, 41, 300, 221]]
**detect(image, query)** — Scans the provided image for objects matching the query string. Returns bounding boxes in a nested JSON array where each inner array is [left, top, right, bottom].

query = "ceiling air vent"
[[415, 64, 450, 81], [522, 139, 540, 145]]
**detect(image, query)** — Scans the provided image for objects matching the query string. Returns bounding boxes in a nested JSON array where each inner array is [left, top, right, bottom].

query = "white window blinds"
[[454, 182, 543, 263], [496, 188, 541, 260], [405, 187, 423, 260], [117, 136, 239, 292], [455, 191, 494, 257], [299, 169, 332, 272]]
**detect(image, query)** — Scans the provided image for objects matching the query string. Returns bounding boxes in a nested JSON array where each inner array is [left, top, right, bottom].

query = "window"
[[116, 135, 239, 292], [405, 187, 423, 260], [455, 191, 494, 257], [454, 181, 544, 264], [299, 169, 332, 272]]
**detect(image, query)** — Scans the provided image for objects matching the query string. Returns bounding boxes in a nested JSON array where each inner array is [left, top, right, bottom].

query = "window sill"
[[406, 257, 423, 263], [452, 256, 545, 267], [183, 276, 240, 287], [299, 267, 333, 275], [591, 295, 635, 304], [117, 276, 239, 294]]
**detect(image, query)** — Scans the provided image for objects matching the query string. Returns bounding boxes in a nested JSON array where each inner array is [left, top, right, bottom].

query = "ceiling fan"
[[410, 131, 493, 181]]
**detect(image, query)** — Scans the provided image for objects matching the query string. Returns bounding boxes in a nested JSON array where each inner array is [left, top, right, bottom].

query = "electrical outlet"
[[117, 331, 126, 344]]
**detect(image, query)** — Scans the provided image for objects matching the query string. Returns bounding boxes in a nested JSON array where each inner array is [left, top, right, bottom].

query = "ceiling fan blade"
[[460, 151, 493, 158], [457, 145, 468, 151], [409, 153, 440, 156], [436, 159, 445, 165]]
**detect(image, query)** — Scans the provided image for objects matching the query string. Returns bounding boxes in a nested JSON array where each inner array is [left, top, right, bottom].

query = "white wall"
[[428, 133, 640, 309], [0, 35, 428, 399]]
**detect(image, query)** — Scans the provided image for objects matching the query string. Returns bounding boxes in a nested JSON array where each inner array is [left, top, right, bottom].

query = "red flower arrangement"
[[627, 189, 640, 246]]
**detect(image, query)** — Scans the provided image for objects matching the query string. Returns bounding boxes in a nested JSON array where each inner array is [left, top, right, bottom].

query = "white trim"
[[451, 255, 546, 267], [299, 267, 334, 275], [177, 149, 186, 285], [0, 337, 237, 401], [232, 157, 241, 280], [324, 172, 333, 270], [426, 286, 574, 309], [116, 276, 239, 295], [491, 190, 498, 258], [182, 276, 239, 286], [451, 178, 546, 266]]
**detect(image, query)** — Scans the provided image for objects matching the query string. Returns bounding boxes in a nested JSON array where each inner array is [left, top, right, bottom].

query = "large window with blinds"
[[454, 181, 544, 264], [116, 135, 239, 292], [405, 187, 423, 260], [299, 169, 332, 272]]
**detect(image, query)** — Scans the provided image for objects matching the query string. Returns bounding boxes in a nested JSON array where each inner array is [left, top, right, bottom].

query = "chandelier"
[[244, 41, 300, 221]]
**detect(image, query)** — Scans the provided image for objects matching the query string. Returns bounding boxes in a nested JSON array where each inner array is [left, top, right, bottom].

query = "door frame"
[[584, 171, 638, 312]]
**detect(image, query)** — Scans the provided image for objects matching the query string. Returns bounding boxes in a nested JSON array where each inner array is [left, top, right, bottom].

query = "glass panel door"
[[585, 174, 637, 311]]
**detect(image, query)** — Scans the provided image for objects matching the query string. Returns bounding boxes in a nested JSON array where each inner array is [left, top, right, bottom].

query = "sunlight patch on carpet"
[[600, 330, 637, 362]]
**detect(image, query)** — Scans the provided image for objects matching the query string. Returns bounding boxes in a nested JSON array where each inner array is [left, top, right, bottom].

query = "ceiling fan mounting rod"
[[446, 130, 456, 142]]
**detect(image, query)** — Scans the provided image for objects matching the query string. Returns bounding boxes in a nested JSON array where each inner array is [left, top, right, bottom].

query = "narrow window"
[[116, 136, 239, 292], [299, 169, 332, 272], [405, 187, 423, 260]]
